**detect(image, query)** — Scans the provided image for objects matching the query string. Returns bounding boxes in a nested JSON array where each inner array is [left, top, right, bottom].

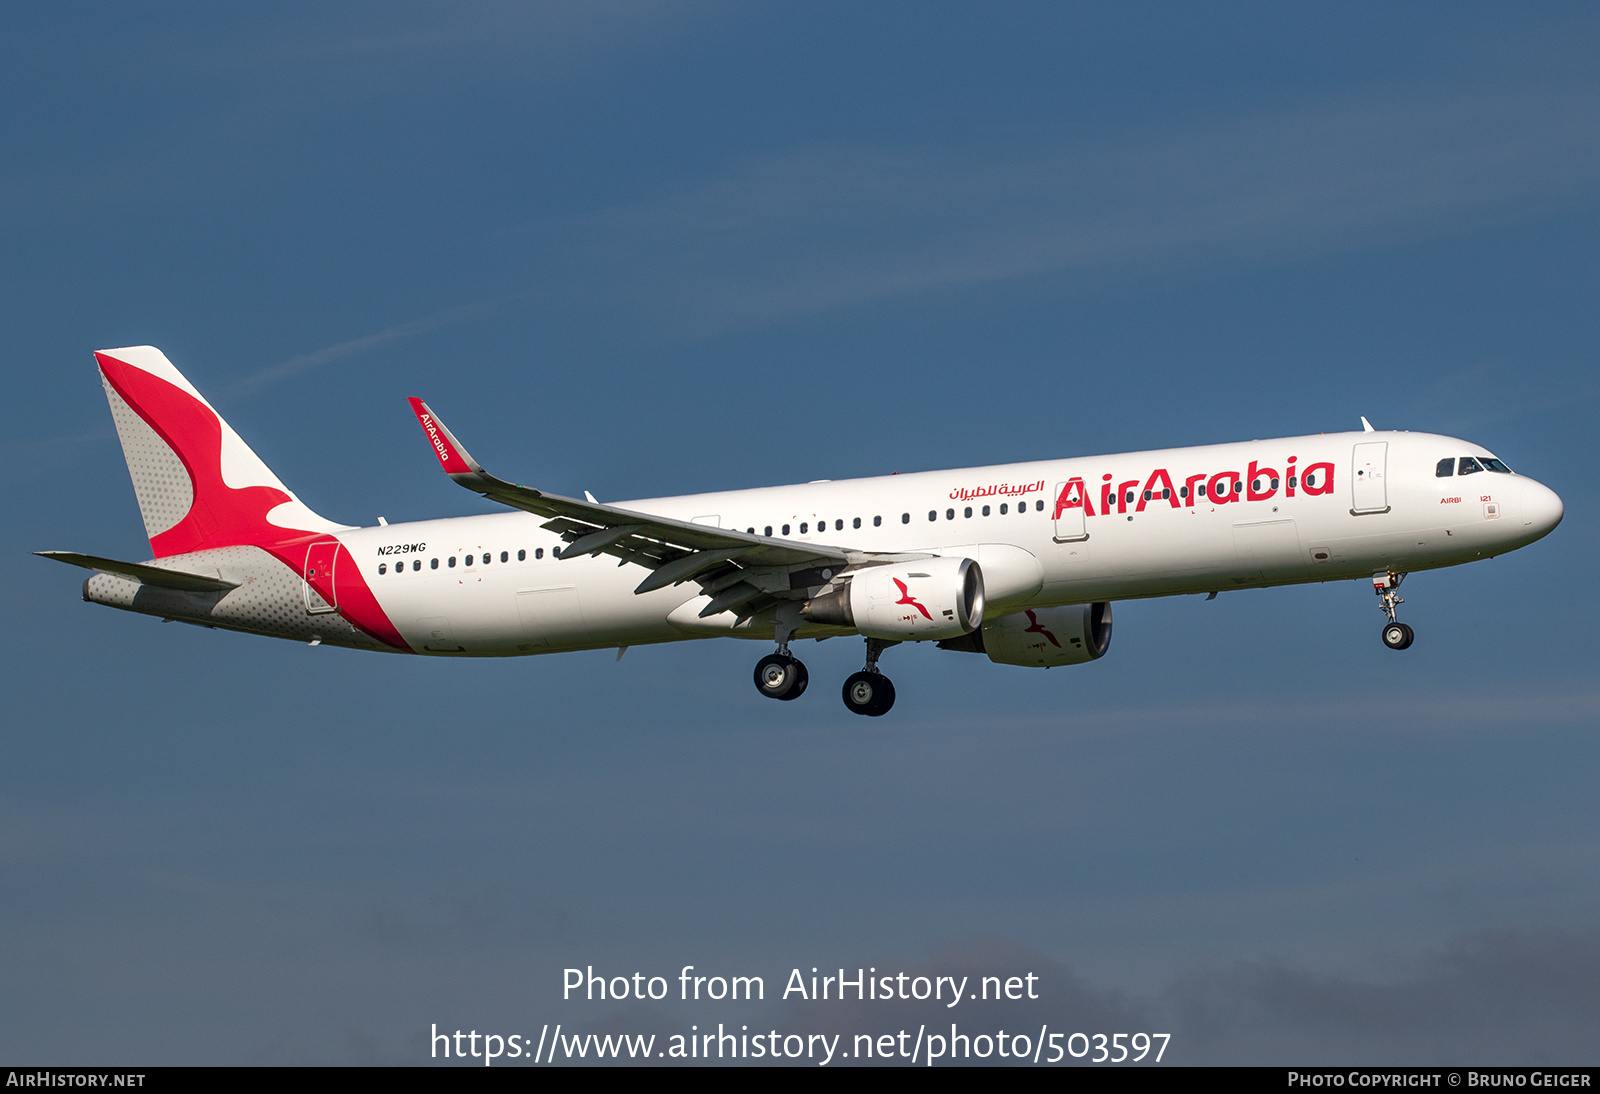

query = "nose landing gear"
[[842, 638, 899, 717], [1374, 571, 1414, 650]]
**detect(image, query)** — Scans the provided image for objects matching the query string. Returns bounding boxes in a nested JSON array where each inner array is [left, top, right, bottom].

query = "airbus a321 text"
[[43, 347, 1564, 716]]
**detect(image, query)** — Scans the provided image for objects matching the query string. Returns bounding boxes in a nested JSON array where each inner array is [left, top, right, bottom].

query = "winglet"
[[408, 398, 483, 477], [1360, 416, 1376, 432]]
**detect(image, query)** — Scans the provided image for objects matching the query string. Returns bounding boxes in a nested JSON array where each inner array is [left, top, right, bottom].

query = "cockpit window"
[[1458, 456, 1484, 475], [1483, 457, 1512, 473], [1436, 458, 1455, 477]]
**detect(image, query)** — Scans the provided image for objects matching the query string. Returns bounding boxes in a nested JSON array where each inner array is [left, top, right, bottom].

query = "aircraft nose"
[[1521, 478, 1564, 539]]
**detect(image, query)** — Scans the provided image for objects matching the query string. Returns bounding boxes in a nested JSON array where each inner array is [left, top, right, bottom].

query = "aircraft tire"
[[1381, 622, 1414, 650], [842, 671, 895, 717], [781, 659, 809, 701], [755, 653, 806, 700]]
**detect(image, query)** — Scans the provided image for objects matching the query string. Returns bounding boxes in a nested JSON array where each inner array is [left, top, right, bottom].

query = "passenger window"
[[800, 522, 808, 534], [852, 517, 861, 529], [483, 553, 492, 565], [500, 551, 508, 563], [1000, 503, 1008, 514], [835, 519, 843, 531], [982, 505, 990, 516], [928, 511, 937, 522], [764, 526, 772, 537], [747, 528, 754, 534], [782, 524, 790, 535], [378, 563, 387, 575], [430, 558, 439, 570], [1458, 456, 1483, 475], [945, 508, 954, 520], [413, 559, 421, 571], [517, 549, 526, 561], [871, 516, 879, 527], [535, 548, 544, 559], [1198, 483, 1207, 496], [1036, 500, 1044, 511], [963, 507, 972, 518], [448, 556, 456, 568], [1436, 458, 1455, 477], [901, 513, 909, 524]]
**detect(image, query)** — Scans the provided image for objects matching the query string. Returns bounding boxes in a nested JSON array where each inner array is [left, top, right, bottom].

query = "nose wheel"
[[754, 653, 808, 700], [1373, 571, 1414, 650], [1381, 621, 1414, 650]]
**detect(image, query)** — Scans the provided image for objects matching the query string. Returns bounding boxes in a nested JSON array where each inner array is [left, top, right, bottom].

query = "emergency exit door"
[[1052, 481, 1088, 541]]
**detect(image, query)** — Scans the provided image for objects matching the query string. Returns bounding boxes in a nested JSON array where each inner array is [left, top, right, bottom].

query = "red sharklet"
[[408, 397, 475, 475], [96, 352, 411, 652]]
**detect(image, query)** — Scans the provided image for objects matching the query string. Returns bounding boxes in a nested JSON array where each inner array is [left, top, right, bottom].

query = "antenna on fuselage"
[[1360, 416, 1376, 432]]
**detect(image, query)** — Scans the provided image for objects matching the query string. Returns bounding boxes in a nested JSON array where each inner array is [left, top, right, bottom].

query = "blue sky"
[[3, 3, 1597, 1064]]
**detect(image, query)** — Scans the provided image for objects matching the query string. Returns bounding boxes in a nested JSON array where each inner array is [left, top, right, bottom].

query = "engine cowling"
[[938, 602, 1112, 667], [802, 557, 984, 641]]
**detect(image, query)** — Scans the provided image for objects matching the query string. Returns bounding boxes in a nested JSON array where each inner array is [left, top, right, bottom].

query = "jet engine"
[[802, 556, 984, 641], [937, 602, 1112, 667]]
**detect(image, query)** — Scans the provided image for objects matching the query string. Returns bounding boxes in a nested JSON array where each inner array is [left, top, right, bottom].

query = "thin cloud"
[[223, 290, 533, 401], [553, 78, 1600, 332]]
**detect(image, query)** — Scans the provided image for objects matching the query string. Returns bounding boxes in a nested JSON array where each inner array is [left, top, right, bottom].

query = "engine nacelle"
[[802, 557, 984, 641], [937, 602, 1112, 667]]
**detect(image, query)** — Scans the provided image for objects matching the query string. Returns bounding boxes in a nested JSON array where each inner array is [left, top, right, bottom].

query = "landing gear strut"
[[842, 638, 899, 717], [1374, 571, 1414, 650]]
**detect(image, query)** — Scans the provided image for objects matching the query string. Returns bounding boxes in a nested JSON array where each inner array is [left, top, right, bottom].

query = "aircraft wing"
[[408, 399, 879, 618]]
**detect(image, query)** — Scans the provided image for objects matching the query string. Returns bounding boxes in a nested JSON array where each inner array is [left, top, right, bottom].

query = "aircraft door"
[[303, 540, 340, 613], [1351, 442, 1389, 514], [1052, 481, 1088, 542]]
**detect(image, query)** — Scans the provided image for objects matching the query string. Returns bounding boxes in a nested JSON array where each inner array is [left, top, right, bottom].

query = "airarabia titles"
[[1050, 455, 1336, 519]]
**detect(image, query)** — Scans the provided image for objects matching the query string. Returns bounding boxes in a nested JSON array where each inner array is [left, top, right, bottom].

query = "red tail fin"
[[96, 347, 344, 557]]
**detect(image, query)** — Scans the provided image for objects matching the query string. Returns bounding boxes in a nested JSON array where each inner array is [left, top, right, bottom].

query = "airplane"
[[40, 346, 1564, 717]]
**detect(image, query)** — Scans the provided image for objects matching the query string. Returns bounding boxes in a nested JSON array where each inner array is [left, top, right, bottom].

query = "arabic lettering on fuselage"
[[948, 480, 1046, 502]]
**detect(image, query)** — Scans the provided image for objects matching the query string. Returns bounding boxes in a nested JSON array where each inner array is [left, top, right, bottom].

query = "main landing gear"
[[841, 639, 899, 718], [750, 636, 899, 716], [1374, 571, 1414, 650], [753, 650, 809, 701]]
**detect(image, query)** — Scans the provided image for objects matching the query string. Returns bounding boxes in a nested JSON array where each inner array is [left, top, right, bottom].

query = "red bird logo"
[[892, 578, 933, 621], [1022, 609, 1060, 647]]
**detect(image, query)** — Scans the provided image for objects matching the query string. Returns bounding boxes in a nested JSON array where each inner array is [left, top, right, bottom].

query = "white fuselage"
[[324, 429, 1560, 656]]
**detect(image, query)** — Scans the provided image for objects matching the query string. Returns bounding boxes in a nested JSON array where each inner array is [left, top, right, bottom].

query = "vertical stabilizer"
[[95, 346, 346, 557]]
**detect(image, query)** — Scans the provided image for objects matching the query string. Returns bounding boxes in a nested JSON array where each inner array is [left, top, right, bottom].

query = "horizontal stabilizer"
[[36, 551, 240, 592]]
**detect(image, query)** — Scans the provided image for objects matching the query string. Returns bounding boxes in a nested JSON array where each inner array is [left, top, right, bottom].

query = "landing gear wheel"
[[842, 671, 895, 717], [1381, 622, 1414, 650], [754, 653, 808, 700]]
